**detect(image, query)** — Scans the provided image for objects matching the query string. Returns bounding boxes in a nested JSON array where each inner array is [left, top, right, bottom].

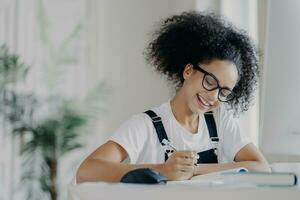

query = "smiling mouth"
[[196, 94, 211, 107]]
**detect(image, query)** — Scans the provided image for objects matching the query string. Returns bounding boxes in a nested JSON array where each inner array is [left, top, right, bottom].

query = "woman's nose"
[[207, 89, 219, 104]]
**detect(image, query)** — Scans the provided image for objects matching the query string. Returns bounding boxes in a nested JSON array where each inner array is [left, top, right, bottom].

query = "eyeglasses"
[[192, 64, 235, 102]]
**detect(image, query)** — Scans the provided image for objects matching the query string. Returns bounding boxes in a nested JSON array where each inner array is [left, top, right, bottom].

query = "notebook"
[[190, 167, 248, 181], [222, 171, 298, 187], [167, 167, 247, 185]]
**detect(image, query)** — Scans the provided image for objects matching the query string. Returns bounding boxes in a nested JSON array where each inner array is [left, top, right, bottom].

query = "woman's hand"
[[158, 150, 197, 181]]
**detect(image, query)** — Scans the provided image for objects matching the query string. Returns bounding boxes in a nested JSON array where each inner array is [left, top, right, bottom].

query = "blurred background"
[[0, 0, 267, 199]]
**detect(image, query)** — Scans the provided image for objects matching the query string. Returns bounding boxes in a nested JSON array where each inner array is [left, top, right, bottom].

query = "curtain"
[[0, 0, 88, 199], [0, 1, 19, 199]]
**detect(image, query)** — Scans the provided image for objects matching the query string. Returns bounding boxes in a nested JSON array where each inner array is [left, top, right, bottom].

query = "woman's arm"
[[76, 141, 196, 183], [76, 141, 159, 183], [193, 143, 271, 176]]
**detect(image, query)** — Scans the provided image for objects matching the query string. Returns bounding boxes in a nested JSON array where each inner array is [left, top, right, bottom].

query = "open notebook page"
[[167, 167, 248, 185]]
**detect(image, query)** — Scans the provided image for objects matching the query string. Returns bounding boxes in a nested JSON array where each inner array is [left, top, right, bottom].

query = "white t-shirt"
[[110, 100, 251, 164]]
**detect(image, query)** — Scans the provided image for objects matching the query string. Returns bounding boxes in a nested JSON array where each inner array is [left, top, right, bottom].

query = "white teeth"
[[197, 94, 210, 106]]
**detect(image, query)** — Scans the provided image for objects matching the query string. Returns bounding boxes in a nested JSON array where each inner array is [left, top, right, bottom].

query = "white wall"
[[86, 0, 198, 149], [260, 0, 300, 162]]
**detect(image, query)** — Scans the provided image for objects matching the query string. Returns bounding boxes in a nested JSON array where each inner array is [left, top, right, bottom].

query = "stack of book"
[[222, 171, 297, 187], [168, 167, 298, 187]]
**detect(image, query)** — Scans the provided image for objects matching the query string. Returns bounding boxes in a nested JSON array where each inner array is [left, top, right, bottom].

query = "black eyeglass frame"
[[192, 64, 235, 102]]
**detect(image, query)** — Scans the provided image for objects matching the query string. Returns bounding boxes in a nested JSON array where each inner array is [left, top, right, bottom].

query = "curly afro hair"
[[145, 11, 259, 114]]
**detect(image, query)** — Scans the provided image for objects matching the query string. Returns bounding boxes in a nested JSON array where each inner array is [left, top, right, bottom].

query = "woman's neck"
[[170, 94, 199, 134]]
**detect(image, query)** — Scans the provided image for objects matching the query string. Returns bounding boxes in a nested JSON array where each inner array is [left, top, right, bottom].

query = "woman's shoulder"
[[117, 101, 172, 132], [212, 104, 236, 125], [120, 102, 168, 128], [122, 113, 152, 127]]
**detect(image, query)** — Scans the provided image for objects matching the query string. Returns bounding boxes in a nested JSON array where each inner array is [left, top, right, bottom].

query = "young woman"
[[76, 11, 270, 183]]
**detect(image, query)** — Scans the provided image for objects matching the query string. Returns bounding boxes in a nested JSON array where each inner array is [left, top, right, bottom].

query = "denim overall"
[[144, 110, 219, 164]]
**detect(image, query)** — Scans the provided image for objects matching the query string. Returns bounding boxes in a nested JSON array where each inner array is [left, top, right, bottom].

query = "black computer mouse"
[[120, 168, 167, 184]]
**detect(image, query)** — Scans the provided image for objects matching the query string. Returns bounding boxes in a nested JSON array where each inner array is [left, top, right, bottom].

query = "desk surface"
[[68, 182, 300, 200]]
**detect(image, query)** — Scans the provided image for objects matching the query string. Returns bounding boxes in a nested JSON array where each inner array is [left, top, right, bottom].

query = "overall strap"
[[204, 111, 219, 153], [194, 111, 219, 163], [144, 110, 169, 143], [144, 110, 169, 161], [145, 110, 219, 163]]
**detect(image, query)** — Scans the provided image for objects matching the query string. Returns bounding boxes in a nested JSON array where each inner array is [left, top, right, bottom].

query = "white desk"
[[69, 163, 300, 200], [68, 182, 300, 200]]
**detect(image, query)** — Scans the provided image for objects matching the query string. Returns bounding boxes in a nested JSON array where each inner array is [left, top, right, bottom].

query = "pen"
[[162, 139, 177, 151], [162, 139, 199, 166]]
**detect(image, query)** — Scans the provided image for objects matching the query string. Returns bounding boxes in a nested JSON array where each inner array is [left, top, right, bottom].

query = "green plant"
[[0, 45, 30, 126], [0, 44, 109, 200], [1, 29, 109, 200], [0, 1, 110, 199], [17, 99, 88, 200]]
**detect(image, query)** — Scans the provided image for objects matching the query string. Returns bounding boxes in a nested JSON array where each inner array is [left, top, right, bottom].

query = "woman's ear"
[[183, 64, 194, 80]]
